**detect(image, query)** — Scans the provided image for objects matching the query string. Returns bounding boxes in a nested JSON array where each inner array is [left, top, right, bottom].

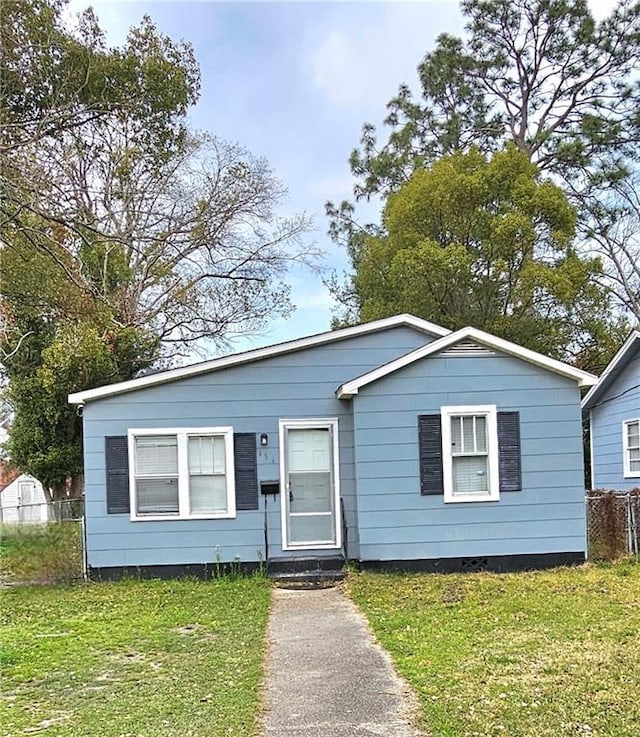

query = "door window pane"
[[289, 472, 332, 513], [289, 514, 334, 544], [288, 429, 330, 472]]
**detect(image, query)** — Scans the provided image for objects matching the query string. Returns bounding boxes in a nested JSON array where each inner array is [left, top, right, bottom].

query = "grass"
[[0, 522, 84, 583], [346, 561, 640, 737], [0, 576, 271, 736]]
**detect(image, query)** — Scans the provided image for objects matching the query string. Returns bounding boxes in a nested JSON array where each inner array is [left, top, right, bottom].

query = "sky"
[[66, 0, 618, 357]]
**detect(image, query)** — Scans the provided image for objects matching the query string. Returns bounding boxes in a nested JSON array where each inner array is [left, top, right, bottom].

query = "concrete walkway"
[[260, 587, 427, 737]]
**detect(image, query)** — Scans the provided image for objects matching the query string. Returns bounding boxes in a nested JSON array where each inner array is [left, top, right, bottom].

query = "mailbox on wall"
[[260, 481, 280, 495]]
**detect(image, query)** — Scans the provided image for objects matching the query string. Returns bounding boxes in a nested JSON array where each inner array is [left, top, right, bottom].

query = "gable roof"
[[68, 314, 450, 405], [336, 325, 598, 398], [581, 330, 640, 411]]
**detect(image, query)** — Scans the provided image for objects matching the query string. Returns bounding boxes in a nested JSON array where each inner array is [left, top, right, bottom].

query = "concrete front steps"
[[267, 555, 346, 588]]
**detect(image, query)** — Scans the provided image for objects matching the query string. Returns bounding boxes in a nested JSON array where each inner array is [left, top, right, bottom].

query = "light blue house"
[[582, 331, 640, 490], [68, 314, 597, 578]]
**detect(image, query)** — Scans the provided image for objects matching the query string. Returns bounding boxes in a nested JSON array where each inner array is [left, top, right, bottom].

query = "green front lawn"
[[347, 561, 640, 737], [0, 577, 271, 737]]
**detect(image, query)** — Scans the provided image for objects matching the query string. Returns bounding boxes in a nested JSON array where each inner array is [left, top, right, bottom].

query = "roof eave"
[[581, 330, 640, 411], [336, 326, 598, 398], [68, 314, 450, 405]]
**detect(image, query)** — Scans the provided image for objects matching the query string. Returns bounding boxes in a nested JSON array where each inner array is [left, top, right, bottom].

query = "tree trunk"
[[41, 484, 54, 504], [70, 474, 84, 499]]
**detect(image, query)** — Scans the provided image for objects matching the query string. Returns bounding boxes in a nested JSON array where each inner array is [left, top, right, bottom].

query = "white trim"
[[127, 426, 236, 521], [440, 405, 500, 504], [589, 410, 595, 488], [582, 331, 640, 410], [279, 418, 342, 552], [337, 326, 598, 398], [69, 315, 450, 405], [622, 418, 640, 479]]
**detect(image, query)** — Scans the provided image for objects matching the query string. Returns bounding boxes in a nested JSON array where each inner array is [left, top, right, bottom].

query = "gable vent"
[[440, 340, 495, 357]]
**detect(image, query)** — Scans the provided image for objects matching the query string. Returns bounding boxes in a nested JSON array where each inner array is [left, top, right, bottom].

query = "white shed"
[[0, 472, 51, 524]]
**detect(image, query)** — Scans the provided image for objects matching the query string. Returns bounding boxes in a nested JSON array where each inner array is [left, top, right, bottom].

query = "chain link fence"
[[0, 499, 85, 583], [0, 498, 84, 524], [586, 490, 640, 561], [2, 493, 638, 580]]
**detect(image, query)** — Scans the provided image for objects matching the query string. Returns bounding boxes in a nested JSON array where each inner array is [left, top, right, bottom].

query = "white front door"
[[280, 419, 341, 550]]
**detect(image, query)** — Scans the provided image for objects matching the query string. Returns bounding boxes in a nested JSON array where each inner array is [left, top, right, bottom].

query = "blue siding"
[[353, 353, 587, 562], [82, 326, 431, 568], [591, 348, 640, 490]]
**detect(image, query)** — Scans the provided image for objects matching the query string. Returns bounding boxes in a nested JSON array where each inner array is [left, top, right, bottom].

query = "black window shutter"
[[418, 415, 444, 495], [498, 411, 522, 492], [234, 433, 258, 510], [105, 436, 130, 514]]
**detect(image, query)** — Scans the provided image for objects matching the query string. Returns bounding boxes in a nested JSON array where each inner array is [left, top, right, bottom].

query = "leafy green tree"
[[328, 0, 640, 340], [350, 147, 624, 367], [6, 323, 153, 501], [0, 0, 199, 156], [1, 222, 157, 500]]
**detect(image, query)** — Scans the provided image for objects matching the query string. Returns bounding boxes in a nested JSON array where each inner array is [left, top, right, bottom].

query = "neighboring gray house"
[[68, 314, 597, 579], [582, 331, 640, 490]]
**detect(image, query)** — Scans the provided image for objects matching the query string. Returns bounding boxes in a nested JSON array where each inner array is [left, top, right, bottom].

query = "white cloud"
[[308, 174, 356, 200], [588, 0, 619, 20], [63, 0, 139, 45], [292, 286, 337, 312], [313, 30, 363, 109], [312, 2, 463, 112]]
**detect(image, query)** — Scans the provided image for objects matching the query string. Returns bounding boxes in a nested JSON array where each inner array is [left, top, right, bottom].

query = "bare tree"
[[585, 174, 640, 324], [4, 123, 318, 357]]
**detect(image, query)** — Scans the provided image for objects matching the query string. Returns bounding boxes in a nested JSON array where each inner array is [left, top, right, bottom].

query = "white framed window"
[[441, 405, 500, 503], [623, 419, 640, 478], [128, 427, 236, 521]]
